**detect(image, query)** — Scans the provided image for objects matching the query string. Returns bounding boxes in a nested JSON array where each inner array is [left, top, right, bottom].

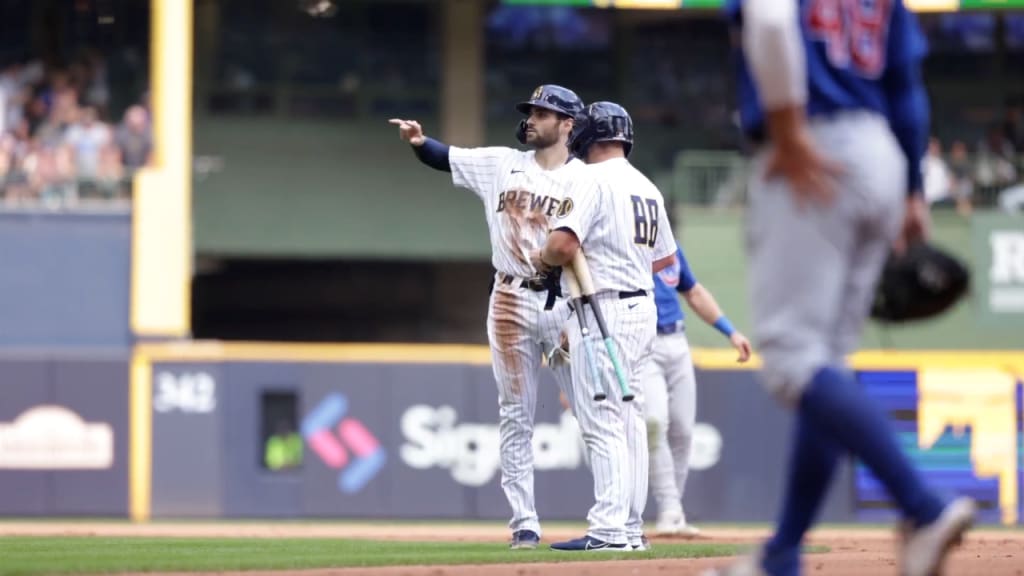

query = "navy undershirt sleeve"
[[412, 137, 451, 172]]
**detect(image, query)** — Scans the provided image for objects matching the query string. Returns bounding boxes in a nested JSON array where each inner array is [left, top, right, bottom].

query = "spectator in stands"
[[948, 140, 974, 215], [33, 141, 76, 206], [923, 137, 953, 206], [63, 105, 111, 196], [0, 62, 17, 136], [975, 125, 1018, 194], [96, 142, 125, 199], [115, 104, 151, 175], [1, 118, 33, 203], [0, 50, 144, 206], [34, 88, 77, 148]]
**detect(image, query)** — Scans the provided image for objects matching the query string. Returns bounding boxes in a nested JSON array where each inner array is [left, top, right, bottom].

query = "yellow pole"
[[131, 0, 193, 338], [129, 352, 153, 521], [129, 0, 193, 522]]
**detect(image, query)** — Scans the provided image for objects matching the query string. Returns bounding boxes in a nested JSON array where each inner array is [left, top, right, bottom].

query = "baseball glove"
[[870, 242, 970, 323]]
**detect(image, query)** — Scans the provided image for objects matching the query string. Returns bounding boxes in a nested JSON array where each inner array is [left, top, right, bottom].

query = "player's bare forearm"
[[540, 229, 580, 268], [682, 283, 726, 327], [653, 253, 676, 273], [764, 106, 807, 147], [685, 283, 752, 361]]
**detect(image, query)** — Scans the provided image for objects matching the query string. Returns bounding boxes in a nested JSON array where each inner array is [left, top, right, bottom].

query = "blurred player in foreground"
[[704, 0, 975, 574]]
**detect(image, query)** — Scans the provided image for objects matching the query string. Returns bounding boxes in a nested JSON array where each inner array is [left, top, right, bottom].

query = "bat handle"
[[572, 250, 596, 296], [564, 265, 583, 300]]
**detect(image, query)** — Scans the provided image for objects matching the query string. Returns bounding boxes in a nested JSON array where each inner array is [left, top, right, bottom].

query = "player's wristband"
[[713, 316, 735, 338]]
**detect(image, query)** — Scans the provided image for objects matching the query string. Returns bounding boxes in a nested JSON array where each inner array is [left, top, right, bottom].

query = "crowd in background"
[[923, 100, 1024, 214], [0, 51, 151, 208]]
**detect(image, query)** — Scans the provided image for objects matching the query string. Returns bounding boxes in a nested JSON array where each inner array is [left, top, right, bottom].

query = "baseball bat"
[[571, 251, 634, 402], [564, 263, 608, 401]]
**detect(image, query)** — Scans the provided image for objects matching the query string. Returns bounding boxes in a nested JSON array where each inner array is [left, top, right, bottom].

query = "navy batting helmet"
[[515, 84, 583, 144], [570, 101, 634, 158]]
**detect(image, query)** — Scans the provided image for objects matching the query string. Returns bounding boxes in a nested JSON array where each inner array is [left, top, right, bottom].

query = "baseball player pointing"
[[391, 85, 585, 550], [705, 1, 975, 574], [534, 102, 676, 552]]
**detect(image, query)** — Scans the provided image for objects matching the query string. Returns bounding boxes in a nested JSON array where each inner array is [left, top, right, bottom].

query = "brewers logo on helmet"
[[515, 84, 584, 145]]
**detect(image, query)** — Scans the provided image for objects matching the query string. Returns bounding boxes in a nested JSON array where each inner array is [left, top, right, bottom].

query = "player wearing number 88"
[[534, 102, 677, 551]]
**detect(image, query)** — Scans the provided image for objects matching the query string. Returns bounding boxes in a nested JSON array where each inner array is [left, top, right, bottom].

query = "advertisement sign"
[[0, 405, 113, 470], [303, 393, 387, 494], [854, 361, 1024, 526], [973, 213, 1024, 321], [0, 357, 130, 516], [135, 344, 1024, 526], [138, 358, 813, 522]]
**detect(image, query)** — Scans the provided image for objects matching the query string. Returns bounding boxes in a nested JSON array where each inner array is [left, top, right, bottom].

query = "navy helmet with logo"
[[515, 84, 584, 144], [569, 101, 634, 158]]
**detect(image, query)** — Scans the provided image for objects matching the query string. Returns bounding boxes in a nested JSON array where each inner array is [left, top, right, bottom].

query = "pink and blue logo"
[[302, 393, 386, 494]]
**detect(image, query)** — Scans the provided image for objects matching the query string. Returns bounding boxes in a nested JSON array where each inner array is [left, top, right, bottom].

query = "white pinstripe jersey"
[[555, 158, 677, 293], [450, 146, 587, 278]]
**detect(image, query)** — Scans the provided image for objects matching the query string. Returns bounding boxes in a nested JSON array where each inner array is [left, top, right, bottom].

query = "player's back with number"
[[733, 0, 927, 162], [731, 0, 928, 200], [560, 159, 673, 293]]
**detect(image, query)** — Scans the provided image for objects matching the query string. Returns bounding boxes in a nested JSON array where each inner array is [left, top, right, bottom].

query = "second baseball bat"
[[571, 251, 634, 402], [564, 262, 608, 401]]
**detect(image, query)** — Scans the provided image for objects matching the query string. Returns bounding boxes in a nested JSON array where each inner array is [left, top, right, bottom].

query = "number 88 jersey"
[[554, 158, 677, 293]]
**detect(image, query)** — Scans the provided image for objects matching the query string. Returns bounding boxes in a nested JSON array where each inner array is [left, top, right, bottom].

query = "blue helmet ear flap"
[[516, 120, 528, 145], [569, 113, 593, 158]]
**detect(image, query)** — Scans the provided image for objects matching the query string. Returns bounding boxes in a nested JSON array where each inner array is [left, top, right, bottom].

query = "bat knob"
[[622, 394, 635, 402], [594, 393, 607, 401]]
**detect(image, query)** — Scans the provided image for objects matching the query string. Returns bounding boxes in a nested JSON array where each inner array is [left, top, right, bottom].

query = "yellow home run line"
[[133, 341, 1024, 372], [134, 341, 495, 365]]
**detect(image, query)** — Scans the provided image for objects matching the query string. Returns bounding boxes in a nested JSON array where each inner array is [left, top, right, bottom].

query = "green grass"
[[0, 537, 747, 575]]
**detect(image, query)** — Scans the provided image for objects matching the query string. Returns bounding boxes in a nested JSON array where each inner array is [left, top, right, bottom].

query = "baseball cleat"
[[655, 510, 684, 535], [630, 535, 651, 551], [509, 529, 540, 550], [550, 535, 629, 552], [655, 511, 701, 537], [677, 523, 702, 538], [900, 496, 976, 576]]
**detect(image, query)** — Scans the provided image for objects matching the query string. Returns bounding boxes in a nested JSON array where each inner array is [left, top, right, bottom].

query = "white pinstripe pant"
[[564, 292, 654, 545], [487, 277, 573, 537]]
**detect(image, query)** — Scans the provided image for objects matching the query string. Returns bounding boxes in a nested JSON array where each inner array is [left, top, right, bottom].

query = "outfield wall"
[[137, 350, 853, 523], [0, 353, 131, 516], [0, 210, 132, 348], [0, 344, 1020, 526]]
